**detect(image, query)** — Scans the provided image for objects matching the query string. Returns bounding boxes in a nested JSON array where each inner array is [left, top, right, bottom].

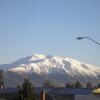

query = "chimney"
[[41, 88, 45, 100]]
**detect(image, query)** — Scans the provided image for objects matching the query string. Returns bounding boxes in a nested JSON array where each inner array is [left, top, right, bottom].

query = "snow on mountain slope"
[[0, 53, 100, 87]]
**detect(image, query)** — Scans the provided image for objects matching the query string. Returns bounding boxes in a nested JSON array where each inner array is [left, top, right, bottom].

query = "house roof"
[[0, 87, 92, 95], [50, 88, 92, 95], [0, 87, 18, 93]]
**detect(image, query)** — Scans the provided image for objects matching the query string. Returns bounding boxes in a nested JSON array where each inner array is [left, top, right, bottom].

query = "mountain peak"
[[32, 53, 46, 58]]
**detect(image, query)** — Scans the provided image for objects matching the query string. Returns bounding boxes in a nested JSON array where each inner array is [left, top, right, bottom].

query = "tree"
[[65, 83, 75, 88], [43, 80, 53, 87], [97, 83, 100, 88], [0, 69, 3, 80], [16, 78, 37, 100], [86, 82, 92, 88], [0, 69, 4, 89], [75, 80, 83, 88]]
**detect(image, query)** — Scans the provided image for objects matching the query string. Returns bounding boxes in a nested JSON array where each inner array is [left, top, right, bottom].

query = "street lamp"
[[77, 37, 100, 45]]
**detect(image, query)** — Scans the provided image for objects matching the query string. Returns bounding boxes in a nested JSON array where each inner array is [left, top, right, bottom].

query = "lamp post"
[[76, 37, 100, 45]]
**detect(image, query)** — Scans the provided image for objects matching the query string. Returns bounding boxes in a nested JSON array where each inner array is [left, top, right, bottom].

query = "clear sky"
[[0, 0, 100, 67]]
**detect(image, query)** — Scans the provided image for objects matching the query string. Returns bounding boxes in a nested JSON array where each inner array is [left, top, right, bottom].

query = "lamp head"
[[76, 37, 83, 40]]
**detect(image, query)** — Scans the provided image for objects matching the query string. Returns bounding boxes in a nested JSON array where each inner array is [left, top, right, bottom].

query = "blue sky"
[[0, 0, 100, 66]]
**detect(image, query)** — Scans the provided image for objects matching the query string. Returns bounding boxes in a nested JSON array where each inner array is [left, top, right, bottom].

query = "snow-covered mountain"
[[0, 53, 100, 87]]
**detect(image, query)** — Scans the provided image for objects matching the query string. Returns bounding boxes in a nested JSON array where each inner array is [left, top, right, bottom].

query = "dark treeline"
[[65, 80, 100, 89]]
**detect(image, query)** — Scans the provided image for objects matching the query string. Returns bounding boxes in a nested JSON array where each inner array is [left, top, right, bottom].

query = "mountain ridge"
[[0, 53, 100, 87]]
